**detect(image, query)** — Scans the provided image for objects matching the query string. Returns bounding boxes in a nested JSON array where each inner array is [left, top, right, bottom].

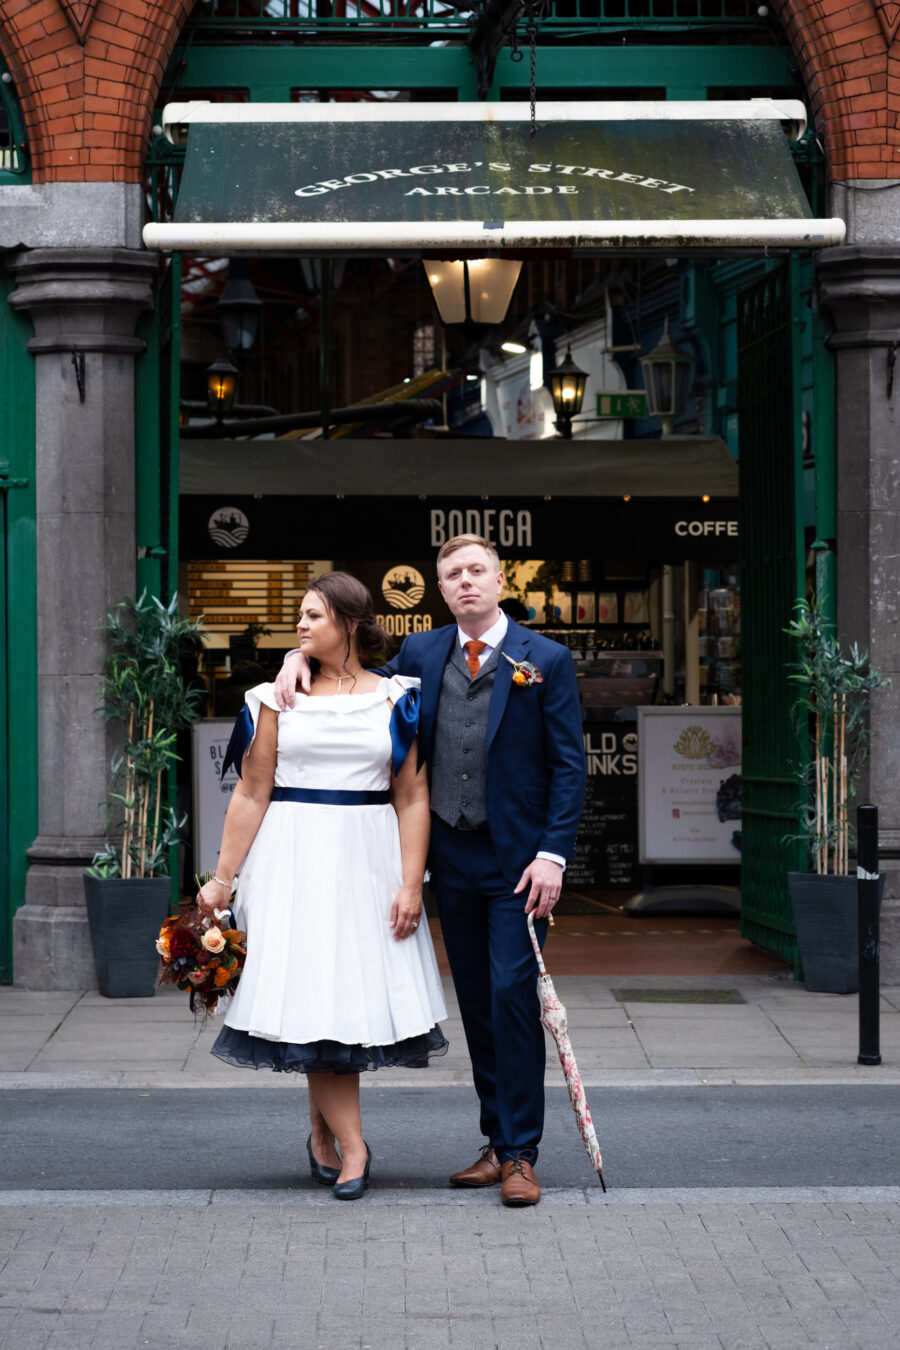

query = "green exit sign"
[[596, 390, 647, 419]]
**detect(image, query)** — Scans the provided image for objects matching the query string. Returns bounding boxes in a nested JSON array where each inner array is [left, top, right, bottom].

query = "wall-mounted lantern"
[[548, 346, 588, 439], [639, 317, 693, 435]]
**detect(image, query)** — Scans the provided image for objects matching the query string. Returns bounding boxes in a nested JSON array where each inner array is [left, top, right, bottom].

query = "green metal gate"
[[0, 267, 37, 982], [135, 253, 182, 900], [737, 258, 807, 970]]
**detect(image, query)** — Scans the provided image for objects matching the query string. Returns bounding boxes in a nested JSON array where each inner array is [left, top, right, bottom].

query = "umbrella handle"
[[526, 913, 548, 978]]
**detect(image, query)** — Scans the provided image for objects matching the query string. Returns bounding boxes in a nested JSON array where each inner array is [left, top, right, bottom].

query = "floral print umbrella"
[[527, 914, 606, 1191]]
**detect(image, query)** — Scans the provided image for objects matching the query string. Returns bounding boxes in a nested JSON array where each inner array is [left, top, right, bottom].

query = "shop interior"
[[178, 539, 758, 975]]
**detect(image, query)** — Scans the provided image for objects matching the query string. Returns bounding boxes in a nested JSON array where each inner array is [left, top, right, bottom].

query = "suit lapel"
[[487, 619, 530, 751], [421, 625, 457, 758]]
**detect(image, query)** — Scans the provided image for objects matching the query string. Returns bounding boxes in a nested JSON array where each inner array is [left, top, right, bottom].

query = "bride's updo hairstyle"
[[305, 571, 389, 670]]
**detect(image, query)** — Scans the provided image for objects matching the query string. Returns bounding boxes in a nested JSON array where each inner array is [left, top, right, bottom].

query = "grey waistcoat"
[[429, 640, 500, 829]]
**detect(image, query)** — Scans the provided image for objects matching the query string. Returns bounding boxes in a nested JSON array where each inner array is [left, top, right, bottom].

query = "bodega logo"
[[208, 506, 249, 549], [382, 565, 426, 611]]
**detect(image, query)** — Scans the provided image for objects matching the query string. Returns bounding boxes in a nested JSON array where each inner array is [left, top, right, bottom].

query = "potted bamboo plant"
[[84, 593, 206, 998], [785, 597, 889, 993]]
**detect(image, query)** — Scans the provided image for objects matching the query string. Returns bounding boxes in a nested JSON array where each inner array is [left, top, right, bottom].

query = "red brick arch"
[[0, 0, 194, 182], [0, 0, 897, 184], [773, 0, 900, 180]]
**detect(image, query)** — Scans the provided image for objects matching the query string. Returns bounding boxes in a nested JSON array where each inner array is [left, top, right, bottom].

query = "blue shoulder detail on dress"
[[389, 686, 421, 776], [221, 704, 254, 781]]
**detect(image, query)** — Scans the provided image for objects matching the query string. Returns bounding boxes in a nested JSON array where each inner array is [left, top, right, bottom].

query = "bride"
[[197, 571, 447, 1200]]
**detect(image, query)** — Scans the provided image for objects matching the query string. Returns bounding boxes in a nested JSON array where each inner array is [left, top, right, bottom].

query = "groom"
[[275, 535, 586, 1205]]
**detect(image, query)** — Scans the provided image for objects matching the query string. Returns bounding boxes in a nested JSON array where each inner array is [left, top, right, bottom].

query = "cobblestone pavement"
[[2, 1191, 900, 1349]]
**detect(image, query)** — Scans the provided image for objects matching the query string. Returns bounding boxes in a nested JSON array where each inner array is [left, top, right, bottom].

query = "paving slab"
[[3, 978, 900, 1088]]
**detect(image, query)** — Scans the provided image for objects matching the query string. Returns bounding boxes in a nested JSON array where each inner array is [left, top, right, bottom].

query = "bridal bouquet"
[[157, 904, 246, 1015]]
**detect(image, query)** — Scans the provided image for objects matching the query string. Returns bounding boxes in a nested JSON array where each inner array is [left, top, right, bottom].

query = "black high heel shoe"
[[332, 1144, 372, 1201], [307, 1133, 340, 1186]]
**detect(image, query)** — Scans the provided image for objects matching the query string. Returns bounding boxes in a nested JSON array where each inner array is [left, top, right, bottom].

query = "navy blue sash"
[[271, 787, 391, 806]]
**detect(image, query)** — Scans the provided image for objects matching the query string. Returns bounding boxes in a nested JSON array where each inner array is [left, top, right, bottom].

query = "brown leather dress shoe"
[[449, 1144, 502, 1188], [500, 1157, 541, 1207]]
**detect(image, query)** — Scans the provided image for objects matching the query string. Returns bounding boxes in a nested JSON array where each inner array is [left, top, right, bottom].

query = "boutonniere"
[[503, 653, 544, 687]]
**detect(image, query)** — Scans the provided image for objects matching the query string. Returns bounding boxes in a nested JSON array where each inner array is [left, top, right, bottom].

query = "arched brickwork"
[[0, 0, 193, 183], [774, 0, 900, 180], [0, 0, 897, 184]]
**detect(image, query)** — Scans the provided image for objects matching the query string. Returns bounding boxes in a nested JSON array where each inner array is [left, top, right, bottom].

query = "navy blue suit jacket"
[[383, 618, 587, 886]]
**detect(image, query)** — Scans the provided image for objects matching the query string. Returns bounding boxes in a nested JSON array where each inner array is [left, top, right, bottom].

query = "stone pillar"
[[817, 243, 900, 983], [8, 248, 157, 989]]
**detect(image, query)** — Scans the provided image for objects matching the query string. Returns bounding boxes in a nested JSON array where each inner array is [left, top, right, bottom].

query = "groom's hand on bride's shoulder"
[[273, 650, 311, 710]]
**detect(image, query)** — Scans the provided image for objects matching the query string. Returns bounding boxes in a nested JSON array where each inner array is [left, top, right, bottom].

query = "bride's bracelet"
[[212, 874, 233, 889]]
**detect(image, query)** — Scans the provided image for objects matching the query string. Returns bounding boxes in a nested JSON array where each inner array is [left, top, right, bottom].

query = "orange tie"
[[464, 639, 487, 679]]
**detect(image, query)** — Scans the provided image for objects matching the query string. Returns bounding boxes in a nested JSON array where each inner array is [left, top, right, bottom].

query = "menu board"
[[192, 719, 240, 877], [568, 723, 640, 890], [637, 707, 742, 864]]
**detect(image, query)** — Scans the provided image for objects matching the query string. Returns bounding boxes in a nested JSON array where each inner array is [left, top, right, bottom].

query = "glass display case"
[[698, 568, 741, 704]]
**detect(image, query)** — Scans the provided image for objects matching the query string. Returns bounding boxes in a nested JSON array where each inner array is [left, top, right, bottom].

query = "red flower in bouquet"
[[168, 927, 200, 962], [156, 906, 246, 1015]]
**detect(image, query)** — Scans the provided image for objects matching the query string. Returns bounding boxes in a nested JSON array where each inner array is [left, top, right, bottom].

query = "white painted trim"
[[143, 217, 846, 252], [161, 98, 808, 142]]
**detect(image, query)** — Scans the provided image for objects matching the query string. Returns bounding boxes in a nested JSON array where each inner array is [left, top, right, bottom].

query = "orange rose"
[[202, 928, 226, 954], [513, 671, 527, 686], [214, 965, 232, 987]]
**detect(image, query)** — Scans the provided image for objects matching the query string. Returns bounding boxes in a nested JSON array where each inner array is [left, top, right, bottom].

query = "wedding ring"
[[412, 921, 419, 928]]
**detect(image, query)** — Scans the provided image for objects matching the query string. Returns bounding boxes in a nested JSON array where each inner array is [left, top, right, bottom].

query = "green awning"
[[143, 101, 844, 253], [180, 436, 738, 498]]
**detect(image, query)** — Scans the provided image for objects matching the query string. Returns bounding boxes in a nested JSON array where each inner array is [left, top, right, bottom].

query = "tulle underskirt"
[[211, 1023, 449, 1075]]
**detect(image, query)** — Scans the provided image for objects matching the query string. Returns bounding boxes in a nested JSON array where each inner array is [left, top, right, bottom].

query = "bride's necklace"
[[315, 668, 362, 693]]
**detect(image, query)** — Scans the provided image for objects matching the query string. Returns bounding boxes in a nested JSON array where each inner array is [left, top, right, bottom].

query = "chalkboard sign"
[[192, 718, 240, 877], [568, 723, 639, 890]]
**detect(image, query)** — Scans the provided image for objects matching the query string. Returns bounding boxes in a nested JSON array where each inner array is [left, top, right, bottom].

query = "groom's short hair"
[[436, 534, 500, 573]]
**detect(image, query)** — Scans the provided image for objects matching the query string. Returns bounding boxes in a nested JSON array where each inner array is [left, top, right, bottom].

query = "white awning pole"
[[144, 218, 846, 252]]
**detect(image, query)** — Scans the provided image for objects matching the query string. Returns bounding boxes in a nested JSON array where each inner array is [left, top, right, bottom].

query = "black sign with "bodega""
[[182, 496, 739, 563]]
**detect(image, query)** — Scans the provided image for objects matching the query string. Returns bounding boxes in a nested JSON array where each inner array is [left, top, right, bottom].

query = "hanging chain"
[[527, 1, 541, 140], [503, 2, 545, 139]]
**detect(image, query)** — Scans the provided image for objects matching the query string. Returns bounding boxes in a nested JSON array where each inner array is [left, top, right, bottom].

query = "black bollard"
[[857, 804, 881, 1066]]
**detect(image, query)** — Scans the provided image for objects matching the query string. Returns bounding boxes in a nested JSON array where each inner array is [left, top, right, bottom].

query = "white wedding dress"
[[211, 676, 448, 1074]]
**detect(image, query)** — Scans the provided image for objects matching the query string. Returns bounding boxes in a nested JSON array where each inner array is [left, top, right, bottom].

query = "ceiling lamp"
[[217, 261, 263, 352], [424, 258, 523, 326]]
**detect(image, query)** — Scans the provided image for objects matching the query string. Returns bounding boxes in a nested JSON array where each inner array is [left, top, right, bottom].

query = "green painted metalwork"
[[185, 0, 765, 36], [736, 258, 807, 971], [147, 41, 804, 225], [806, 255, 836, 624], [167, 253, 183, 610], [0, 64, 30, 184], [134, 256, 183, 904], [0, 486, 6, 979], [165, 255, 183, 902], [0, 269, 37, 982], [160, 42, 795, 108], [136, 299, 164, 603]]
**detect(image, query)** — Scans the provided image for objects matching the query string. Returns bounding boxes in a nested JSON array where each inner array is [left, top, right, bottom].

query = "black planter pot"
[[83, 873, 172, 998], [788, 870, 885, 995]]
